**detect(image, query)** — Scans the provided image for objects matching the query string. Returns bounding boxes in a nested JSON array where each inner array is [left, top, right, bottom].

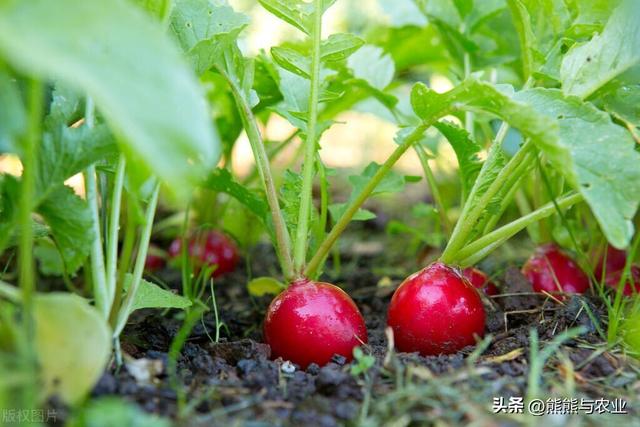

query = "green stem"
[[226, 76, 294, 281], [114, 183, 160, 337], [0, 280, 21, 302], [17, 78, 42, 412], [441, 123, 511, 262], [514, 188, 540, 242], [110, 195, 137, 325], [442, 78, 535, 263], [307, 155, 330, 279], [441, 139, 534, 264], [293, 0, 323, 274], [243, 130, 298, 185], [463, 53, 474, 135], [315, 154, 329, 248], [305, 125, 427, 278], [84, 98, 109, 318], [414, 144, 450, 234], [105, 155, 126, 309], [86, 165, 108, 318], [477, 148, 535, 235], [457, 192, 583, 265], [481, 169, 528, 234], [18, 79, 42, 314]]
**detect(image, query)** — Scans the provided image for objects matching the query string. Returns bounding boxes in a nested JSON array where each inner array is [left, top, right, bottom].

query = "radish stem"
[[114, 182, 160, 337], [294, 0, 323, 274], [225, 71, 294, 281], [457, 192, 583, 266]]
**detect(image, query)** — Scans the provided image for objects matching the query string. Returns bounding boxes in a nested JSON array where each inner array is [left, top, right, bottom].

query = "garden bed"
[[75, 239, 639, 426]]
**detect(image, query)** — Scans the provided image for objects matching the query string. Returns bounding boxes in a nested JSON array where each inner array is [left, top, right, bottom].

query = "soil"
[[50, 230, 640, 426]]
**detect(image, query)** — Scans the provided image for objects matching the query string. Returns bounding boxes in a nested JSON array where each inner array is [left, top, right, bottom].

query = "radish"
[[594, 244, 628, 279], [169, 230, 239, 277], [387, 262, 485, 355], [462, 267, 499, 296], [605, 265, 640, 296], [144, 248, 166, 272], [263, 278, 367, 368], [522, 244, 589, 295]]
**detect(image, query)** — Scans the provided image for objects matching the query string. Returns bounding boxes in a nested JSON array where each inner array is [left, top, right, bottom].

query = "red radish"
[[522, 244, 589, 295], [594, 244, 628, 279], [387, 262, 485, 355], [263, 278, 367, 368], [462, 267, 499, 296], [144, 250, 166, 272], [169, 230, 239, 277], [605, 265, 640, 296]]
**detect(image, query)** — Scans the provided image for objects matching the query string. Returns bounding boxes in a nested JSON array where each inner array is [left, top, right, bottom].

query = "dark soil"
[[54, 238, 640, 426]]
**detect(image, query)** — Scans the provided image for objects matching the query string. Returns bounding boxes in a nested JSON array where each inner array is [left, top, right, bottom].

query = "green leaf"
[[67, 397, 172, 427], [202, 168, 269, 224], [0, 71, 25, 155], [0, 174, 21, 252], [34, 84, 116, 199], [378, 0, 427, 27], [567, 0, 617, 37], [34, 238, 66, 277], [415, 0, 479, 58], [34, 292, 111, 405], [123, 274, 192, 312], [514, 88, 640, 248], [134, 0, 174, 22], [257, 0, 313, 34], [170, 0, 258, 111], [453, 0, 473, 18], [271, 46, 311, 78], [280, 169, 305, 238], [410, 78, 555, 149], [0, 0, 220, 197], [256, 0, 336, 34], [328, 204, 376, 222], [247, 276, 286, 297], [320, 33, 364, 62], [433, 121, 482, 200], [506, 0, 537, 78], [622, 308, 640, 354], [593, 66, 640, 126], [561, 0, 640, 99], [347, 45, 395, 91], [37, 124, 115, 197], [37, 185, 93, 274], [170, 0, 250, 75], [330, 162, 411, 221], [46, 84, 84, 127], [350, 162, 408, 196], [468, 0, 506, 31], [602, 84, 640, 127], [415, 0, 461, 28], [275, 67, 310, 114]]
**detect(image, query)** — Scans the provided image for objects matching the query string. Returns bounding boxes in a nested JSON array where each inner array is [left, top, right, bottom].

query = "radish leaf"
[[515, 88, 640, 248], [432, 121, 482, 201], [0, 0, 220, 197], [36, 185, 93, 274], [561, 0, 640, 99], [34, 293, 111, 404], [123, 275, 192, 312]]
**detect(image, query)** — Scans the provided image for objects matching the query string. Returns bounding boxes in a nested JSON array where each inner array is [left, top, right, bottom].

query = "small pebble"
[[281, 360, 296, 374]]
